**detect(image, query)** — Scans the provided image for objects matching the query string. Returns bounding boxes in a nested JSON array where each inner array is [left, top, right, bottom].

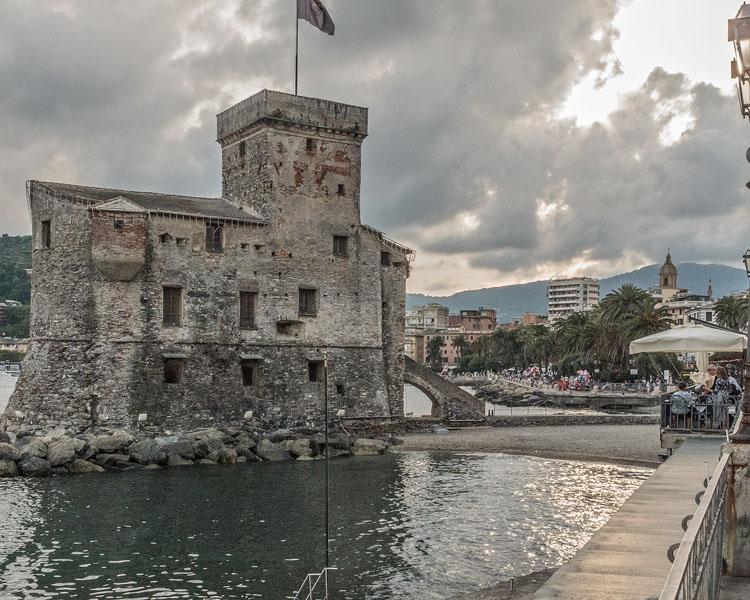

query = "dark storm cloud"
[[0, 0, 746, 290]]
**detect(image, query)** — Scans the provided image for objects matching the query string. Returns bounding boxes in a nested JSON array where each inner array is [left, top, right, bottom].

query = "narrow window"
[[241, 359, 259, 386], [299, 288, 318, 316], [308, 360, 323, 382], [333, 235, 348, 257], [163, 358, 184, 384], [163, 286, 183, 327], [41, 220, 51, 249], [336, 383, 345, 395], [114, 219, 125, 232], [381, 251, 391, 266], [239, 141, 246, 157], [337, 183, 345, 196], [206, 223, 223, 252], [239, 291, 257, 329], [159, 233, 172, 244], [306, 137, 315, 152]]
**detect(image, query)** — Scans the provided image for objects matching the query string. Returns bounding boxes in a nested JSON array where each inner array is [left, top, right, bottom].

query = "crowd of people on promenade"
[[667, 364, 744, 430]]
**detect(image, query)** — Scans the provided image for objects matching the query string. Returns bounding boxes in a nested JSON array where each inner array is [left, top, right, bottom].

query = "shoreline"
[[394, 423, 663, 468], [394, 445, 660, 468]]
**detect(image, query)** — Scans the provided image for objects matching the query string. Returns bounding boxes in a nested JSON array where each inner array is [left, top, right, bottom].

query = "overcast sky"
[[1, 0, 748, 294]]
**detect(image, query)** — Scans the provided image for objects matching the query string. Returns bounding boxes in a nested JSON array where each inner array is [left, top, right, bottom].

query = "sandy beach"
[[396, 423, 663, 467]]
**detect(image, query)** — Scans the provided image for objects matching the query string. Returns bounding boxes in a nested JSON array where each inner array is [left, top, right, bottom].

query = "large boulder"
[[255, 439, 292, 462], [47, 438, 80, 467], [192, 437, 225, 459], [69, 459, 105, 474], [16, 436, 47, 458], [351, 438, 389, 456], [94, 453, 134, 470], [327, 433, 354, 451], [0, 460, 18, 477], [128, 439, 167, 465], [235, 433, 257, 458], [188, 428, 232, 444], [266, 429, 297, 443], [93, 430, 135, 453], [207, 447, 238, 464], [0, 442, 20, 462], [18, 455, 52, 477], [167, 455, 194, 467], [155, 436, 195, 460], [281, 438, 313, 459]]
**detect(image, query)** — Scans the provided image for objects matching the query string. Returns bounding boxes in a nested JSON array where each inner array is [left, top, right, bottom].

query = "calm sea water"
[[0, 452, 651, 599]]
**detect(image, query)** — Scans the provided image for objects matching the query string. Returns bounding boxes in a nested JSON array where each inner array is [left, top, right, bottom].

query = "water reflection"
[[0, 453, 650, 599]]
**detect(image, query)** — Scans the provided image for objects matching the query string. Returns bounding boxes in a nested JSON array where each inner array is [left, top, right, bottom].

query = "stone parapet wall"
[[487, 414, 660, 427]]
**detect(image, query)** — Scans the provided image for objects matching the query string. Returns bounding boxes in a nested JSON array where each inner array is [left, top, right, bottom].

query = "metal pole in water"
[[323, 351, 330, 570]]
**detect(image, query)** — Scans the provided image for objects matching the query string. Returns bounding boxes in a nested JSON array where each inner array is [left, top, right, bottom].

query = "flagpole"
[[294, 0, 299, 95]]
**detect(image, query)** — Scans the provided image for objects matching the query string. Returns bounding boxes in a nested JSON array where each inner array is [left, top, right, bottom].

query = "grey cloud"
[[0, 0, 746, 291]]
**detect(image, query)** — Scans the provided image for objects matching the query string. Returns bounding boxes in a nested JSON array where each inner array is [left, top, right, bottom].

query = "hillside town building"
[[2, 90, 413, 434], [547, 277, 600, 322]]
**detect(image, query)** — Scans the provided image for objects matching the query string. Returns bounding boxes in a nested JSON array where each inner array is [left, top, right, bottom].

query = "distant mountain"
[[406, 263, 747, 323]]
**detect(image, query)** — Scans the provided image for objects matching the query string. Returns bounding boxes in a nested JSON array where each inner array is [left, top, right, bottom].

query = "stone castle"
[[2, 90, 413, 434]]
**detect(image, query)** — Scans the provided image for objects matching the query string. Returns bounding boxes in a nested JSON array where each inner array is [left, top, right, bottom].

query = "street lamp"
[[731, 249, 750, 442], [729, 3, 750, 117]]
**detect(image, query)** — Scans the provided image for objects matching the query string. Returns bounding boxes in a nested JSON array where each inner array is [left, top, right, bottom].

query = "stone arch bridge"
[[403, 357, 485, 421]]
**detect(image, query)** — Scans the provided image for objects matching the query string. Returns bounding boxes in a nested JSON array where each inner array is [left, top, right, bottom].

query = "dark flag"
[[298, 0, 335, 35]]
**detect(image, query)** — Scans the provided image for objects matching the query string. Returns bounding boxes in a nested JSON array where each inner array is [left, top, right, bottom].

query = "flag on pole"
[[297, 0, 335, 35]]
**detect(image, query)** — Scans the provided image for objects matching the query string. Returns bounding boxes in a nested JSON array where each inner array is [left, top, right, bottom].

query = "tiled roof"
[[30, 181, 265, 224]]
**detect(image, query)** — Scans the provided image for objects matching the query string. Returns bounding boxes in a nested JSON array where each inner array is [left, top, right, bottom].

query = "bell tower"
[[659, 251, 678, 289]]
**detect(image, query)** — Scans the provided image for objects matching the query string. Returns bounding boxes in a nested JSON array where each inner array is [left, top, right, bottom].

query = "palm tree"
[[599, 284, 652, 325], [426, 336, 445, 366], [623, 300, 672, 341], [451, 335, 470, 358], [714, 295, 749, 332]]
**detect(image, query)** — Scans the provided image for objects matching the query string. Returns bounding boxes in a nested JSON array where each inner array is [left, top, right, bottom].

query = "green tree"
[[599, 284, 652, 325], [714, 294, 749, 332], [451, 335, 470, 358], [1, 304, 30, 338], [426, 336, 445, 366]]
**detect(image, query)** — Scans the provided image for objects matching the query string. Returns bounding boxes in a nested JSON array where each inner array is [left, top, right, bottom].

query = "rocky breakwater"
[[473, 380, 551, 407], [0, 427, 393, 478]]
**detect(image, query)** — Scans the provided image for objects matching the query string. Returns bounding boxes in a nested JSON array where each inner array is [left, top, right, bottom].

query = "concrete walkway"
[[532, 436, 723, 600]]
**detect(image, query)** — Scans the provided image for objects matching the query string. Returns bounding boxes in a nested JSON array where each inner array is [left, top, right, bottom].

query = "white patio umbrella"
[[629, 324, 747, 355]]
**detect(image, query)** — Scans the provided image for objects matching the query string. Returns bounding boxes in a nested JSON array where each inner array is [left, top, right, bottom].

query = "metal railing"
[[661, 399, 740, 432], [289, 567, 336, 600], [659, 453, 731, 600]]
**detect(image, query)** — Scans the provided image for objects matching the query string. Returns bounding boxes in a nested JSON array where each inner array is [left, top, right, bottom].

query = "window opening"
[[41, 220, 51, 249], [381, 251, 391, 266], [163, 286, 183, 327], [239, 291, 257, 329], [308, 361, 323, 382], [333, 235, 348, 257], [205, 223, 223, 252], [239, 141, 246, 157], [242, 360, 259, 386], [114, 219, 125, 232], [299, 288, 318, 316], [337, 184, 345, 196], [163, 358, 184, 384]]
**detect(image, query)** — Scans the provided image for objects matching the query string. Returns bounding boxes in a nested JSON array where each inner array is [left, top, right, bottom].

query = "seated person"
[[669, 381, 695, 427]]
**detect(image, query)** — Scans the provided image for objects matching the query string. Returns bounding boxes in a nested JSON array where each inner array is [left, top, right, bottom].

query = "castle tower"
[[217, 90, 367, 256], [659, 251, 678, 289]]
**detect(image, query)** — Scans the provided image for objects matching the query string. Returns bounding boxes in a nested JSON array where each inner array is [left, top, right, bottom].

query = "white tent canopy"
[[629, 324, 747, 355]]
